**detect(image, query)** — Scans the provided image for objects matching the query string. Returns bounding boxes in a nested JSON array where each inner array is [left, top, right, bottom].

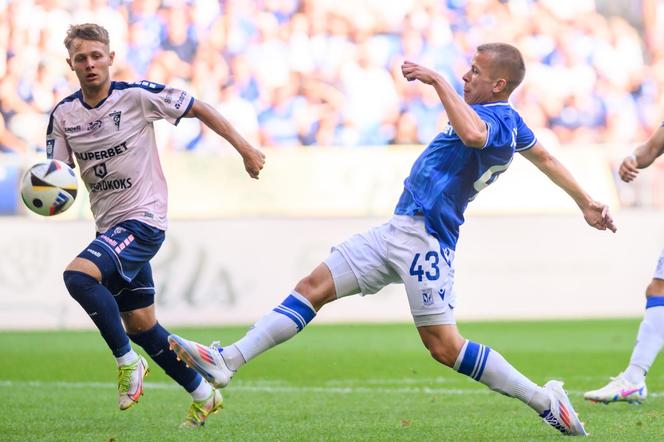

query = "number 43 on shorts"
[[409, 251, 441, 282]]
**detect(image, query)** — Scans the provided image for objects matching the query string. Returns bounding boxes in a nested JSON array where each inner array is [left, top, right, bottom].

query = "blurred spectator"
[[0, 0, 661, 161], [0, 112, 28, 154]]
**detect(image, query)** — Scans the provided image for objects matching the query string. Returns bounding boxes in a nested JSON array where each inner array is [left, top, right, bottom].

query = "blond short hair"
[[64, 23, 110, 50], [477, 43, 526, 94]]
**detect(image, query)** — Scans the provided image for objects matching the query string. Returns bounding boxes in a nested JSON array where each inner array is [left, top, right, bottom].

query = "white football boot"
[[584, 373, 647, 405], [117, 355, 149, 410], [540, 380, 588, 436], [168, 334, 235, 388]]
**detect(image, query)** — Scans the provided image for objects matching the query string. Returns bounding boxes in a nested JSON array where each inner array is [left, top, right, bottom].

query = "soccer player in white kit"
[[170, 43, 617, 436], [48, 23, 265, 427], [584, 123, 664, 405]]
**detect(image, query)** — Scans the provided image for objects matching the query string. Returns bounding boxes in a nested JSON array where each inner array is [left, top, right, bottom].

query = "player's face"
[[66, 38, 115, 91], [462, 51, 499, 104]]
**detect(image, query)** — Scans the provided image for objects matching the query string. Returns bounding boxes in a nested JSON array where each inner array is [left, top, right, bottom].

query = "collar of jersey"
[[478, 100, 510, 107], [77, 81, 117, 110]]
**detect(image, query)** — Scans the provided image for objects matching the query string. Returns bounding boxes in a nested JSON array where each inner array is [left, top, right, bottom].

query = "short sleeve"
[[513, 112, 537, 152], [46, 109, 74, 167], [472, 105, 511, 149], [135, 81, 195, 126]]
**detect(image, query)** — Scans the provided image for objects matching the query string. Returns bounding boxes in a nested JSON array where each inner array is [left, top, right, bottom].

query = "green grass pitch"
[[1, 319, 663, 441]]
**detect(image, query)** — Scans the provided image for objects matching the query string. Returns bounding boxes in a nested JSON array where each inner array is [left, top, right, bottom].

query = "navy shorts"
[[77, 220, 165, 312]]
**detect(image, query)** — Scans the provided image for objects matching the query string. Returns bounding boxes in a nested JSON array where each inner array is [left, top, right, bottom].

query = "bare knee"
[[293, 274, 331, 311], [121, 306, 156, 335], [426, 340, 464, 367], [646, 279, 664, 297], [293, 263, 337, 311], [65, 257, 102, 282], [418, 325, 465, 368]]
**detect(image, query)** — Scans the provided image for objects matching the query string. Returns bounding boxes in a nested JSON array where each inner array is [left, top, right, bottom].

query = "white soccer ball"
[[20, 160, 78, 216]]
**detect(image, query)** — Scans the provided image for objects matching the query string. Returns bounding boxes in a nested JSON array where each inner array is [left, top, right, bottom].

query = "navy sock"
[[129, 322, 202, 393], [63, 270, 130, 357]]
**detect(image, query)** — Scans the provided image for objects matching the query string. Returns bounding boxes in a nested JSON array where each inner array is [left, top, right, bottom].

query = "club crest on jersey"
[[422, 288, 434, 306], [87, 120, 102, 131], [93, 162, 108, 179], [109, 111, 122, 130]]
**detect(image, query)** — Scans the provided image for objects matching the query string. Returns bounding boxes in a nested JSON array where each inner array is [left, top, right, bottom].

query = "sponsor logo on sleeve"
[[46, 139, 55, 157], [64, 125, 81, 133], [174, 91, 187, 109], [163, 88, 174, 104]]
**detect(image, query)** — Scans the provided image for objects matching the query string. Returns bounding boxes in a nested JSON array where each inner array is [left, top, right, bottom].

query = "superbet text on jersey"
[[46, 81, 194, 232]]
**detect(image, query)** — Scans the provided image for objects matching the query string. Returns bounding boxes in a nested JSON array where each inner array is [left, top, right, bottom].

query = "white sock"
[[115, 349, 139, 367], [220, 344, 245, 371], [624, 303, 664, 384], [233, 292, 316, 367], [190, 378, 214, 402], [454, 340, 549, 414]]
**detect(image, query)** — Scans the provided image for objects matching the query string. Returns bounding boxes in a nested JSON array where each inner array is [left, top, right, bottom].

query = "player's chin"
[[83, 76, 103, 87]]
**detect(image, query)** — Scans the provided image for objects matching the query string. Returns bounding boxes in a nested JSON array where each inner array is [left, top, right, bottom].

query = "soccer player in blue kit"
[[585, 123, 664, 405], [169, 43, 616, 436]]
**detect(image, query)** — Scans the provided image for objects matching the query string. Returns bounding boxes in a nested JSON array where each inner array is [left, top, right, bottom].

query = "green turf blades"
[[0, 320, 661, 441]]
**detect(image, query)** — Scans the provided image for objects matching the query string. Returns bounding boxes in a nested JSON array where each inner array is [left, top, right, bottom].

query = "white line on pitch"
[[1, 379, 662, 397]]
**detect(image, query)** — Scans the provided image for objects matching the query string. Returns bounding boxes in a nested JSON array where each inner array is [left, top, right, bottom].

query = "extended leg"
[[418, 324, 587, 436]]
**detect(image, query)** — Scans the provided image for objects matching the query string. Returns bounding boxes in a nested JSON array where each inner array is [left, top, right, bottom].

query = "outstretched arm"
[[401, 61, 487, 148], [186, 100, 265, 179], [520, 142, 617, 233], [619, 125, 664, 182]]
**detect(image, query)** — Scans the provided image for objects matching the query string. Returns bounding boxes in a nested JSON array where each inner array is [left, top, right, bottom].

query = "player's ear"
[[109, 50, 115, 66], [493, 78, 508, 94], [66, 58, 74, 71]]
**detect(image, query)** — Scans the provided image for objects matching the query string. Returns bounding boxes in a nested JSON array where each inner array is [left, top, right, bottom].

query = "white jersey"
[[46, 80, 194, 232]]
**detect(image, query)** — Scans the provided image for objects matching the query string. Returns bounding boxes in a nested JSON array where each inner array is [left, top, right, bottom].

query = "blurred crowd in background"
[[2, 0, 664, 150], [0, 0, 663, 205]]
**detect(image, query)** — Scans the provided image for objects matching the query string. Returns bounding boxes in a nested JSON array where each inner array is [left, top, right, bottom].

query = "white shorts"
[[654, 249, 664, 280], [329, 215, 456, 326]]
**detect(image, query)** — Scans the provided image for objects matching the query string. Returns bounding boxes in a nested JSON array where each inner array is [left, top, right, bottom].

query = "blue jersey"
[[394, 101, 536, 250]]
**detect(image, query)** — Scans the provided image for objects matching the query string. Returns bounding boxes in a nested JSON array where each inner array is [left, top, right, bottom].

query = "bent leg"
[[123, 305, 207, 397], [418, 323, 550, 414], [63, 257, 132, 359]]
